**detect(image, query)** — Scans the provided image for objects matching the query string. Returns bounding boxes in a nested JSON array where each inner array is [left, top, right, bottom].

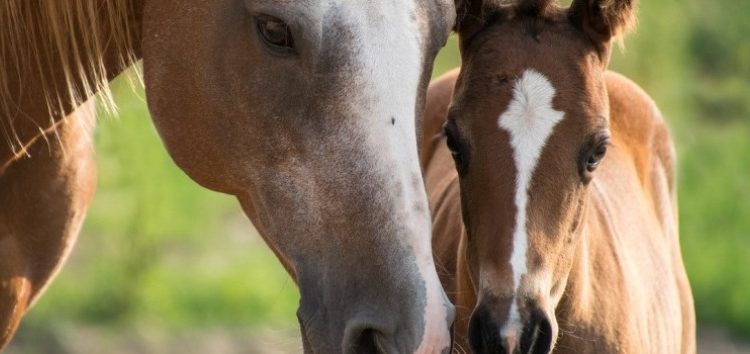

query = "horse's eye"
[[256, 16, 295, 54], [586, 141, 608, 172]]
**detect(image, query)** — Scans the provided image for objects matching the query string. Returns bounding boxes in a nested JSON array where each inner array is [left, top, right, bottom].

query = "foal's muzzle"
[[469, 301, 554, 354]]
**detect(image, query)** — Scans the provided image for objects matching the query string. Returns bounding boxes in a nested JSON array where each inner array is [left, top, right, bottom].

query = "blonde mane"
[[0, 0, 140, 159]]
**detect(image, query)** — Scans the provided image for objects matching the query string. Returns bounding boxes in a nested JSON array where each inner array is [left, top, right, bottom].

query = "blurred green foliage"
[[16, 0, 750, 344], [20, 78, 300, 334], [607, 0, 750, 337]]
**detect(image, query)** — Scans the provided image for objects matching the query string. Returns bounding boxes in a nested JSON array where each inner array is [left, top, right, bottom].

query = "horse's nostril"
[[354, 329, 382, 354], [344, 323, 393, 354]]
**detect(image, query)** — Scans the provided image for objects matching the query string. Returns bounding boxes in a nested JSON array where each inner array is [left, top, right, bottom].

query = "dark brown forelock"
[[514, 0, 556, 16], [454, 0, 563, 45], [456, 0, 555, 22], [459, 0, 637, 44]]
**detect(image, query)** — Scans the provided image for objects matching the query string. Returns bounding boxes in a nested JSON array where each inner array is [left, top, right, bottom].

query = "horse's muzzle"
[[298, 296, 454, 354]]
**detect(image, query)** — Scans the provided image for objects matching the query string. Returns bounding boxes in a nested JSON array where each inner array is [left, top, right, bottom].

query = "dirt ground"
[[698, 328, 750, 354], [6, 325, 750, 354]]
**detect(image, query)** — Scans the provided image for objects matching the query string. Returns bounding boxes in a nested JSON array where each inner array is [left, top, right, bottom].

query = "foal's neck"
[[556, 186, 633, 345]]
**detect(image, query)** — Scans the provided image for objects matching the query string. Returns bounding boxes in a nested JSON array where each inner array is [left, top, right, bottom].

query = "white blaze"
[[497, 69, 564, 335], [342, 1, 452, 352]]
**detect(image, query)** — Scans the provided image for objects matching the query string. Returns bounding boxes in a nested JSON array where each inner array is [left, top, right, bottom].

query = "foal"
[[424, 0, 696, 353]]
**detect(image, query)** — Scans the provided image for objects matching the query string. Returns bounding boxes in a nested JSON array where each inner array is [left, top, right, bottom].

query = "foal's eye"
[[444, 120, 469, 176], [256, 16, 295, 54], [587, 142, 608, 172], [580, 135, 610, 183]]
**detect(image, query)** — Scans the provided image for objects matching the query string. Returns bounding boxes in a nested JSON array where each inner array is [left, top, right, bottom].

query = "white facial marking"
[[341, 2, 452, 352], [498, 69, 565, 333]]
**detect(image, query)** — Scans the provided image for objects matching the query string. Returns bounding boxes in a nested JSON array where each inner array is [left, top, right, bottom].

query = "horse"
[[423, 0, 696, 352], [0, 1, 459, 352]]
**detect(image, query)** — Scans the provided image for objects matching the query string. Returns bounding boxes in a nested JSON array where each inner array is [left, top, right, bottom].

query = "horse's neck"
[[1, 0, 145, 169]]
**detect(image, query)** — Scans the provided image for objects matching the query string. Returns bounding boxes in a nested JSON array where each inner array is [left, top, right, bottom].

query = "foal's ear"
[[569, 0, 636, 46]]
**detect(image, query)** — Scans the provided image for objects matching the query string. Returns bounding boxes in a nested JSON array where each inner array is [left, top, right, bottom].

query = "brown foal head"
[[141, 1, 457, 352], [446, 0, 635, 353]]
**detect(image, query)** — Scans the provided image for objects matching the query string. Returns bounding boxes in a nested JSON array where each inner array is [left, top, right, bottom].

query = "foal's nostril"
[[469, 307, 510, 354], [520, 312, 554, 354], [468, 308, 486, 353]]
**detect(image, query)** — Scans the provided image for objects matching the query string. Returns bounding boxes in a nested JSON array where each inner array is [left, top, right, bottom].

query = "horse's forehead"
[[296, 0, 419, 18], [326, 1, 422, 30], [249, 0, 423, 21]]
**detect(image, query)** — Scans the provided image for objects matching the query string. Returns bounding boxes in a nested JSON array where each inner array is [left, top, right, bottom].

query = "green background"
[[8, 0, 750, 352]]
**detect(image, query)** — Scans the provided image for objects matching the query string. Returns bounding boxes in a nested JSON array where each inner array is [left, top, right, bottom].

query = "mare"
[[0, 1, 459, 352], [423, 0, 695, 352]]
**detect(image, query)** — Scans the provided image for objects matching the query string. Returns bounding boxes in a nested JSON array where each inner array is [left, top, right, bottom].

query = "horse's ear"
[[569, 0, 636, 46]]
